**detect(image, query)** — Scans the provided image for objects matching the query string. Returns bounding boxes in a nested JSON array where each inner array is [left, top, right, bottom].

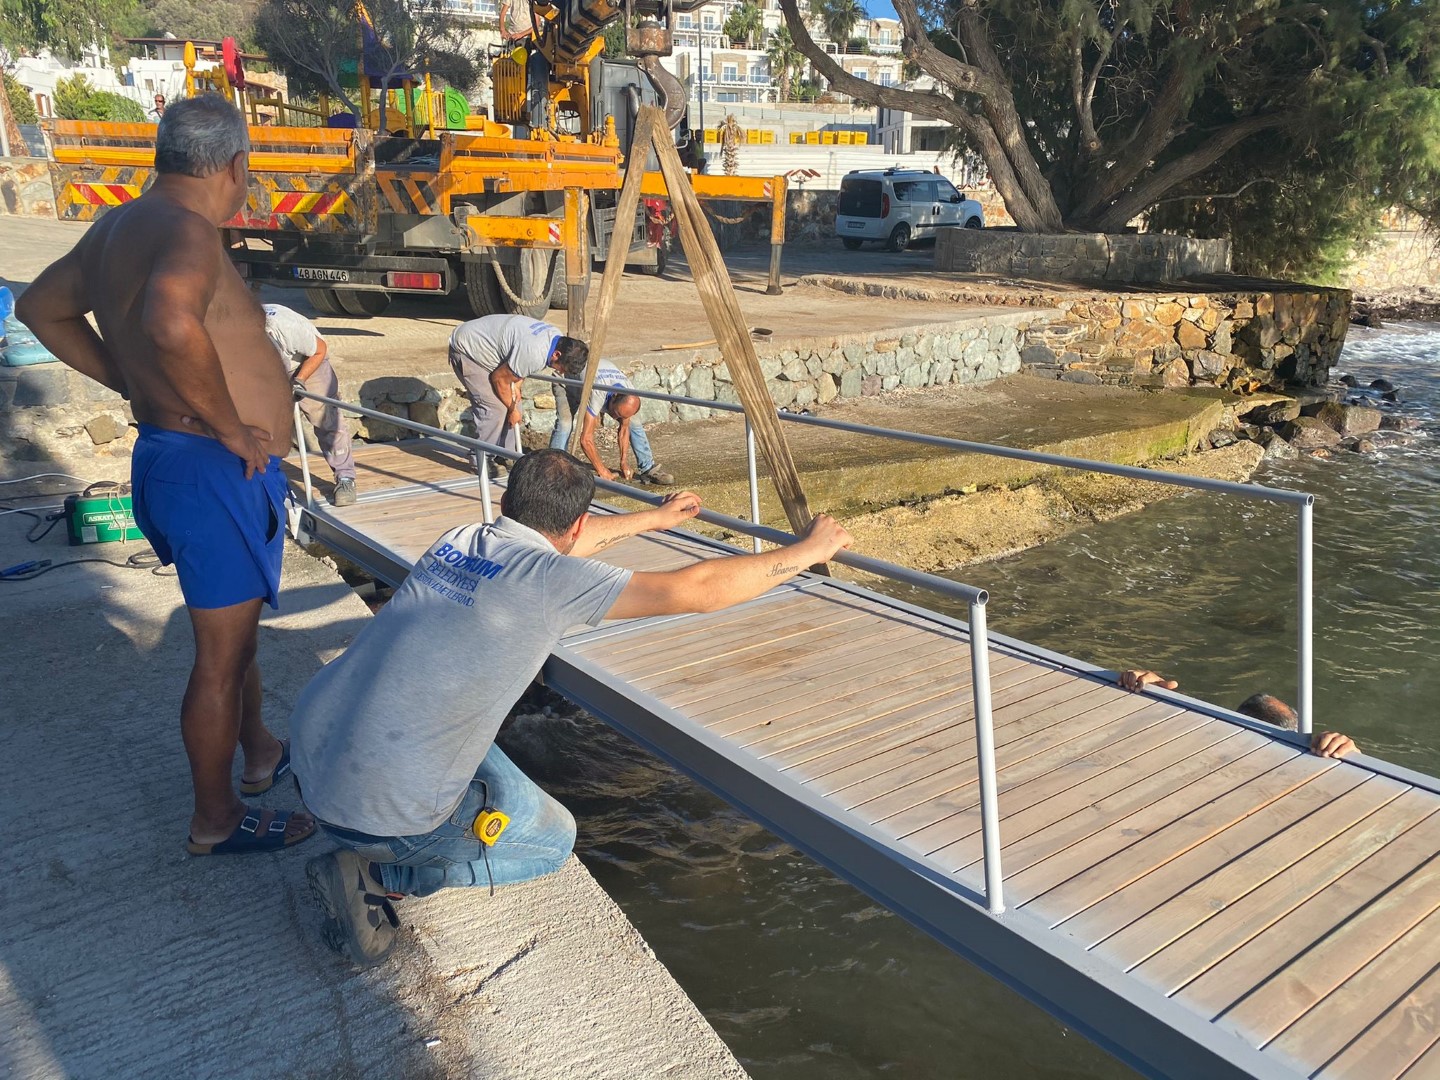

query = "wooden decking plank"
[[1125, 796, 1440, 994], [1105, 788, 1436, 979], [882, 715, 1231, 853], [687, 621, 960, 728], [800, 677, 1113, 800], [1301, 954, 1440, 1080], [763, 653, 1047, 773], [1202, 852, 1440, 1039], [823, 670, 1092, 811], [1014, 747, 1339, 915], [591, 592, 840, 670], [631, 609, 881, 695], [1265, 904, 1440, 1070], [1395, 1025, 1440, 1080], [786, 692, 1177, 794], [954, 735, 1287, 890], [739, 658, 1048, 762], [1053, 771, 1397, 949], [579, 589, 825, 664], [920, 726, 1261, 877], [655, 614, 943, 712]]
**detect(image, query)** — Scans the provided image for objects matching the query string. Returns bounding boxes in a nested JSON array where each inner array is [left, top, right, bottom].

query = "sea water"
[[526, 323, 1438, 1079]]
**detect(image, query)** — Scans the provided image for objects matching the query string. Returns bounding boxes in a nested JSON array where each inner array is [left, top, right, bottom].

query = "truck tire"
[[964, 217, 983, 229], [334, 290, 391, 317], [465, 250, 554, 319], [304, 287, 346, 315], [887, 222, 912, 252], [842, 237, 863, 251], [549, 251, 592, 310]]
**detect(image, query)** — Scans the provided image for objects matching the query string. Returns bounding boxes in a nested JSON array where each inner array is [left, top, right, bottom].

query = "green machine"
[[64, 488, 144, 546]]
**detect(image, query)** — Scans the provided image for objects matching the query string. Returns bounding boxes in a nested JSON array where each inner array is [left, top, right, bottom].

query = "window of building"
[[879, 72, 894, 86], [854, 69, 868, 80], [678, 14, 692, 27], [723, 64, 738, 81]]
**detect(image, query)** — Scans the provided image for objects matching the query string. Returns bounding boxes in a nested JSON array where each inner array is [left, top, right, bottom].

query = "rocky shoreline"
[[1352, 286, 1440, 325]]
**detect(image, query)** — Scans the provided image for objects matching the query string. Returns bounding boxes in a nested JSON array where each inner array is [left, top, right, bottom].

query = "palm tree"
[[765, 24, 803, 101], [812, 0, 865, 51], [722, 0, 763, 48], [720, 113, 744, 175]]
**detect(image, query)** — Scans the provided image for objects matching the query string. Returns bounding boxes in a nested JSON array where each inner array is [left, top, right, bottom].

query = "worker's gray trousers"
[[448, 346, 518, 453], [297, 360, 355, 480]]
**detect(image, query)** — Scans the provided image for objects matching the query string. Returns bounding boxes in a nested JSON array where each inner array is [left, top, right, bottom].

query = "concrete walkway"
[[0, 474, 748, 1080]]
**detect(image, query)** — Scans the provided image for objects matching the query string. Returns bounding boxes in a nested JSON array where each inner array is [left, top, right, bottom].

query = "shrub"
[[54, 74, 147, 122], [4, 73, 39, 125]]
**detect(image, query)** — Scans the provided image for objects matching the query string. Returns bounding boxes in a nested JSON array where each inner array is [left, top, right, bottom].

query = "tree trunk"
[[1087, 113, 1293, 232]]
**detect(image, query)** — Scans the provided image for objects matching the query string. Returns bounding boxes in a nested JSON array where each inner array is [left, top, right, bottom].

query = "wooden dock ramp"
[[290, 440, 1440, 1080]]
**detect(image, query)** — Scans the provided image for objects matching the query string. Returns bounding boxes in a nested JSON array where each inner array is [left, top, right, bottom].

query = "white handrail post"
[[745, 419, 762, 553], [293, 401, 314, 509], [969, 598, 1004, 915], [477, 449, 494, 525], [1297, 499, 1314, 735]]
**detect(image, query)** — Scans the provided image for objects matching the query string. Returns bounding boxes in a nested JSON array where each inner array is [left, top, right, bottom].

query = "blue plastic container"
[[1, 312, 58, 366], [0, 286, 14, 325]]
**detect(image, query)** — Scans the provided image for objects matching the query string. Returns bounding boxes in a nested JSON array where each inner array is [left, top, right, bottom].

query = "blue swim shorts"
[[131, 424, 288, 610]]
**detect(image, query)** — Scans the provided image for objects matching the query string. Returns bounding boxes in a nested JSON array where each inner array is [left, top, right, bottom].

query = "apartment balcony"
[[869, 41, 901, 53]]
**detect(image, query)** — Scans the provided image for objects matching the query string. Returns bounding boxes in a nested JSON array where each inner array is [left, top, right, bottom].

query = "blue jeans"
[[320, 744, 576, 897], [548, 390, 656, 473]]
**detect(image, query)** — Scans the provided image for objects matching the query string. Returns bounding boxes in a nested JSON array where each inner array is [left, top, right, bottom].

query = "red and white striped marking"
[[548, 221, 562, 244], [762, 181, 773, 198]]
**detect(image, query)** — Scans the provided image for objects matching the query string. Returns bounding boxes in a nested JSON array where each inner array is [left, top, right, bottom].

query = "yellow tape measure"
[[473, 808, 510, 846]]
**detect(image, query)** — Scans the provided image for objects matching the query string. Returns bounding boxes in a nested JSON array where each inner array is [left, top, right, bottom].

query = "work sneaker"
[[306, 850, 399, 968], [331, 477, 358, 507], [638, 465, 675, 486]]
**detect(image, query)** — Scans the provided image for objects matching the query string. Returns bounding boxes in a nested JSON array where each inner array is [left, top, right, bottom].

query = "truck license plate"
[[294, 268, 350, 282], [846, 222, 863, 229]]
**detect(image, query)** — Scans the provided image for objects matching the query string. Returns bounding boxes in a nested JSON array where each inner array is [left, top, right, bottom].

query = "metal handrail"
[[532, 370, 1316, 736], [292, 388, 1006, 911]]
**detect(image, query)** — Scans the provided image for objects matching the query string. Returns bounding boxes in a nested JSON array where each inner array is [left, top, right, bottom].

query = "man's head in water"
[[1235, 693, 1299, 731]]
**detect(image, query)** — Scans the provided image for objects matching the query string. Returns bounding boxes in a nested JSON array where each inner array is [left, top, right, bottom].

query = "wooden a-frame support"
[[567, 105, 820, 545]]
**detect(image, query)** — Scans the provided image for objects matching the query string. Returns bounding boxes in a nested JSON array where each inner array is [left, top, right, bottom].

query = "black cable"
[[0, 551, 172, 582]]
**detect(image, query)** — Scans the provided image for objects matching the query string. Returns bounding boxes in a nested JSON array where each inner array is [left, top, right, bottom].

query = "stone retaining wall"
[[354, 310, 1055, 444], [804, 275, 1348, 391], [0, 157, 57, 218], [935, 229, 1232, 283]]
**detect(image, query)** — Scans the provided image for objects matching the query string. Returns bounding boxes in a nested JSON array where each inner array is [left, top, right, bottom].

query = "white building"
[[666, 1, 904, 109], [11, 37, 227, 118]]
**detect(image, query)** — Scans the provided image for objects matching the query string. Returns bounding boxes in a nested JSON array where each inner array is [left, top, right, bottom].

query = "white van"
[[835, 168, 985, 251]]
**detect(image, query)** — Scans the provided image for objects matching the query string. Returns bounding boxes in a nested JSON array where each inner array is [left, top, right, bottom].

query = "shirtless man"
[[17, 95, 315, 855]]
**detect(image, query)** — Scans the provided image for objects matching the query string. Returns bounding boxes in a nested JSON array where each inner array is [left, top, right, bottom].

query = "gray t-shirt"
[[583, 360, 632, 417], [291, 517, 632, 836], [263, 304, 321, 375], [449, 314, 559, 378]]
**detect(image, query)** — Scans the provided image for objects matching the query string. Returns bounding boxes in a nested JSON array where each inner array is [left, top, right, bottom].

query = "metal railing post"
[[968, 599, 1005, 915], [477, 450, 495, 525], [1297, 499, 1314, 735], [293, 402, 314, 509], [745, 419, 762, 553]]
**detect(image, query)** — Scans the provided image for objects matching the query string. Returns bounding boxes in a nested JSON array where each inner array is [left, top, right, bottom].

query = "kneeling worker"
[[548, 356, 675, 484], [292, 449, 850, 966], [263, 303, 357, 506]]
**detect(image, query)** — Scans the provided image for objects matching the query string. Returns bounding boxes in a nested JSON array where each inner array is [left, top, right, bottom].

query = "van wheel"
[[964, 217, 983, 229], [842, 237, 863, 250], [886, 223, 911, 252]]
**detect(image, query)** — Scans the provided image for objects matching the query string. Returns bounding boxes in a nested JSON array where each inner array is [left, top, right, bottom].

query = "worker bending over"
[[547, 355, 675, 485], [264, 304, 357, 506], [448, 314, 586, 456], [293, 449, 851, 966]]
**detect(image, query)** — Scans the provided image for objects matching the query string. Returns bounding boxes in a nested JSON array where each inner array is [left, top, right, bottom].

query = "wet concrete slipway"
[[0, 476, 749, 1080]]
